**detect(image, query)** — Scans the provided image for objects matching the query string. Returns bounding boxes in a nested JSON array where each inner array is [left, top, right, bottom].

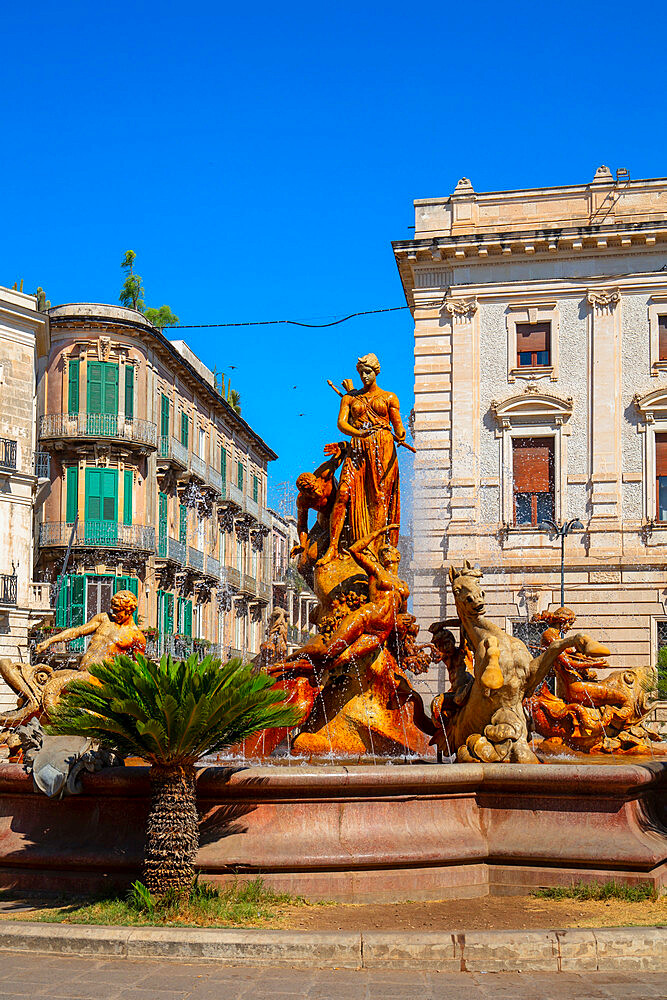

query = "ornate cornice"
[[491, 387, 574, 429]]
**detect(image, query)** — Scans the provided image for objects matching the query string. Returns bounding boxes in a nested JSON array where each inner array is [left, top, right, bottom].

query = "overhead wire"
[[170, 305, 410, 330]]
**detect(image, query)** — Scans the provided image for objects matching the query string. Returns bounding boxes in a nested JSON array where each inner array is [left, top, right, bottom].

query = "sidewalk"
[[0, 921, 664, 972]]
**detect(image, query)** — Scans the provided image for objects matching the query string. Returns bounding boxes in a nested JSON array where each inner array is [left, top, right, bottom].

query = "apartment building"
[[0, 286, 52, 704], [393, 168, 667, 700], [270, 511, 318, 650], [36, 303, 276, 661]]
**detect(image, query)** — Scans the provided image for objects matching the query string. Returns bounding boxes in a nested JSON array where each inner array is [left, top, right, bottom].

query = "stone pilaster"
[[444, 296, 479, 524], [587, 288, 622, 522]]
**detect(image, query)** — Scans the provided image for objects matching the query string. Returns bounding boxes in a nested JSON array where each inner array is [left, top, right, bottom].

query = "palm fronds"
[[46, 653, 302, 766]]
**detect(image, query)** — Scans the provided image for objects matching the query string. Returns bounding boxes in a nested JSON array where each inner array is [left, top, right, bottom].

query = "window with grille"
[[516, 322, 550, 368], [513, 437, 555, 526], [657, 434, 667, 521], [513, 620, 555, 692]]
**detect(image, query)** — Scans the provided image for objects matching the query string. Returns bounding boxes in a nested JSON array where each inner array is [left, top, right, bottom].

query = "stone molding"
[[587, 288, 620, 312], [444, 296, 477, 321]]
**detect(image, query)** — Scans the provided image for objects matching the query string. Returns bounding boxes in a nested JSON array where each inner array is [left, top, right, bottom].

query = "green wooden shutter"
[[158, 492, 167, 556], [114, 575, 138, 621], [85, 468, 102, 521], [87, 361, 103, 413], [124, 365, 134, 419], [181, 412, 189, 449], [252, 475, 258, 503], [123, 469, 133, 525], [166, 592, 174, 634], [160, 394, 170, 439], [70, 574, 85, 627], [103, 363, 119, 416], [102, 469, 118, 522], [55, 575, 68, 627], [184, 600, 192, 637], [237, 461, 243, 490], [179, 503, 187, 543], [66, 466, 78, 522], [221, 446, 227, 480], [68, 359, 80, 415]]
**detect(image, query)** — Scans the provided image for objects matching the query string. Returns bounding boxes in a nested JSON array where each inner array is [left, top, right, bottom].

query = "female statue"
[[318, 353, 405, 565]]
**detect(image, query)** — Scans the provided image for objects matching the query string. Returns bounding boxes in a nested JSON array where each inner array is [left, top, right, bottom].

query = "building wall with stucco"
[[394, 168, 667, 704]]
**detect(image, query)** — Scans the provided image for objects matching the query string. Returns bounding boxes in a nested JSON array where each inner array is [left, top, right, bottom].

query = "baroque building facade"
[[36, 303, 276, 663], [0, 286, 52, 707], [394, 168, 667, 700]]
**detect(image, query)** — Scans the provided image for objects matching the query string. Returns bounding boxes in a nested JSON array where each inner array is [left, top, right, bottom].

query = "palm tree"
[[47, 653, 301, 895], [226, 384, 242, 415]]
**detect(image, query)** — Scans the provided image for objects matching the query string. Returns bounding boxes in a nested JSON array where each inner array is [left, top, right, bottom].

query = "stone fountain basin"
[[0, 761, 664, 902]]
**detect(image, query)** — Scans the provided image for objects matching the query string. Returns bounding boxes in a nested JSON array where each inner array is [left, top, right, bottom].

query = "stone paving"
[[0, 952, 663, 1000]]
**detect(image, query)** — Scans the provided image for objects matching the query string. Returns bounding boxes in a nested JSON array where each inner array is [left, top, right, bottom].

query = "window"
[[87, 361, 118, 415], [160, 394, 170, 441], [68, 359, 80, 415], [179, 503, 188, 543], [221, 446, 227, 480], [656, 434, 667, 521], [657, 621, 667, 699], [237, 461, 243, 490], [124, 365, 134, 420], [236, 538, 243, 572], [512, 621, 555, 692], [66, 465, 79, 522], [659, 316, 667, 362], [84, 468, 118, 544], [516, 323, 550, 368], [181, 411, 189, 450], [513, 437, 554, 526], [199, 427, 206, 460], [158, 491, 167, 557], [252, 474, 259, 503], [123, 469, 133, 525]]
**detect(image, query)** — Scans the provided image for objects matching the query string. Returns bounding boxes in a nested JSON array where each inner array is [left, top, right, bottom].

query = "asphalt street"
[[0, 951, 662, 1000]]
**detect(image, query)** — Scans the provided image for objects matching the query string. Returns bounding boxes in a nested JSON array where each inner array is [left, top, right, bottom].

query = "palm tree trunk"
[[144, 764, 198, 894]]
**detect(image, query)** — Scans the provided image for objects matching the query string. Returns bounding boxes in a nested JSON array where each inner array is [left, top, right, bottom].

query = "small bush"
[[533, 880, 657, 902]]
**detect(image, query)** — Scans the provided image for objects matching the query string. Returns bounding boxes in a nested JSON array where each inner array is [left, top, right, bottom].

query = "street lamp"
[[538, 517, 585, 608]]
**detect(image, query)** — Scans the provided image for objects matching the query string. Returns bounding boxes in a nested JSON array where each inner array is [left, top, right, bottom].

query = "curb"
[[0, 922, 665, 971]]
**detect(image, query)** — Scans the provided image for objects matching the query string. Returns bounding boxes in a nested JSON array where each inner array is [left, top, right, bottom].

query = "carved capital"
[[444, 297, 478, 322], [587, 288, 620, 313]]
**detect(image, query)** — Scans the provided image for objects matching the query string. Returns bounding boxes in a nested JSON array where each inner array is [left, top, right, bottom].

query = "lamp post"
[[538, 517, 585, 608]]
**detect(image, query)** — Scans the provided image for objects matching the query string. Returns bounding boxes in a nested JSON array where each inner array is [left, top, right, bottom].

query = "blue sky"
[[2, 1, 665, 510]]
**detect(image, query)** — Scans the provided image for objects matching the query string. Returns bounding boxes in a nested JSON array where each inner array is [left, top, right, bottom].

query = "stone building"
[[0, 286, 52, 703], [269, 510, 317, 651], [393, 168, 667, 701], [36, 303, 276, 662]]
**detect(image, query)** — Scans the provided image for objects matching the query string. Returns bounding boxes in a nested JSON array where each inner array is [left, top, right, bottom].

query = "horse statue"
[[431, 560, 611, 763]]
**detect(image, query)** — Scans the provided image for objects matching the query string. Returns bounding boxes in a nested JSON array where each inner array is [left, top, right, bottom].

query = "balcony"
[[244, 496, 260, 521], [41, 414, 157, 451], [206, 554, 221, 579], [146, 634, 222, 662], [40, 521, 155, 552], [28, 581, 51, 613], [156, 535, 186, 565], [188, 546, 204, 572], [242, 573, 257, 597], [221, 566, 240, 590], [207, 466, 223, 495], [34, 452, 50, 479], [0, 439, 17, 472], [257, 580, 272, 603], [158, 435, 188, 469], [220, 481, 244, 508], [0, 574, 17, 606], [190, 454, 206, 481]]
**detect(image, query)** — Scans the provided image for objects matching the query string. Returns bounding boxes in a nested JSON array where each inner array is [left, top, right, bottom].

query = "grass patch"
[[22, 877, 311, 928], [532, 880, 658, 902]]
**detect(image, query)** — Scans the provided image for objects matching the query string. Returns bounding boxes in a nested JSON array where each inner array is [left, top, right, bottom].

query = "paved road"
[[0, 952, 663, 999]]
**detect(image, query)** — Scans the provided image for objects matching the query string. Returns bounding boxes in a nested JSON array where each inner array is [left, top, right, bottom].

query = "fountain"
[[0, 352, 664, 901]]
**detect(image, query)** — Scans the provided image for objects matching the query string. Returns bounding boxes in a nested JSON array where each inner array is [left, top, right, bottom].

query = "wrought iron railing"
[[0, 438, 17, 471], [34, 452, 51, 479], [190, 454, 206, 480], [168, 536, 186, 564], [207, 466, 223, 493], [145, 634, 222, 661], [242, 573, 257, 596], [40, 521, 155, 551], [41, 413, 157, 448], [0, 574, 17, 606], [257, 580, 272, 602], [206, 554, 221, 579], [158, 435, 189, 466], [188, 546, 204, 571], [223, 566, 241, 589]]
